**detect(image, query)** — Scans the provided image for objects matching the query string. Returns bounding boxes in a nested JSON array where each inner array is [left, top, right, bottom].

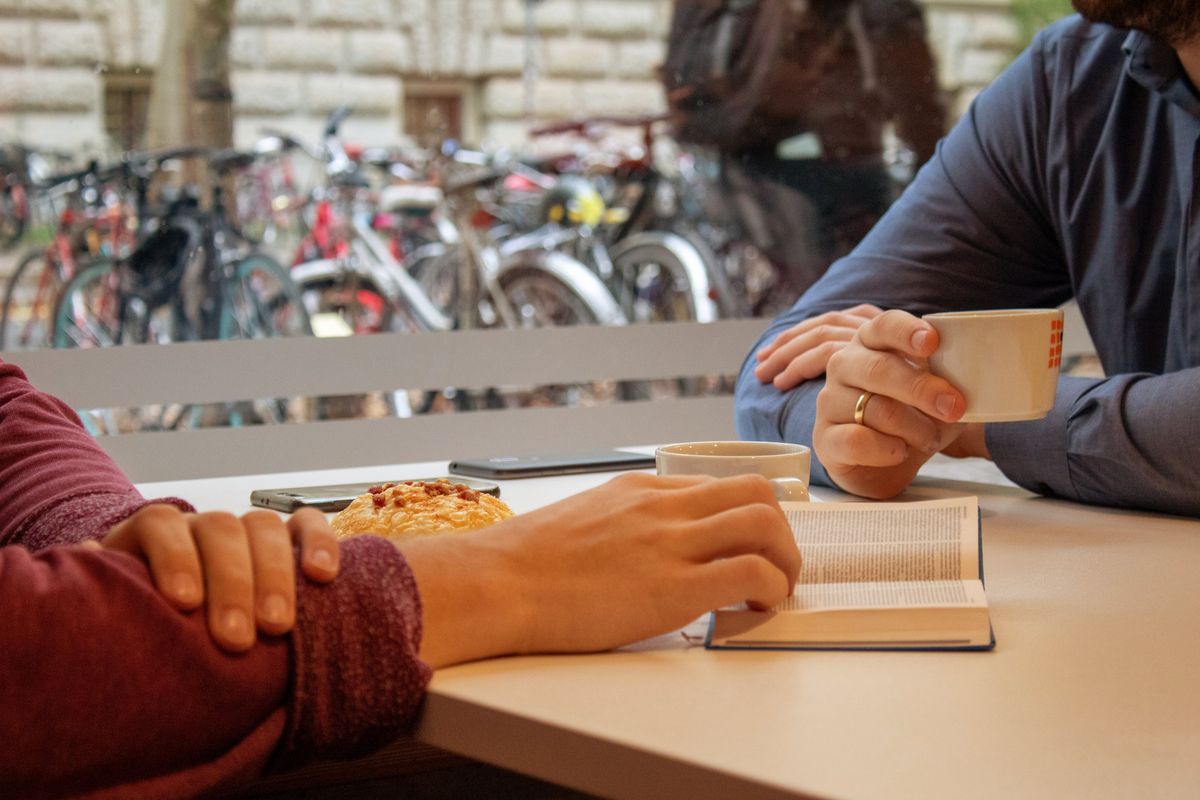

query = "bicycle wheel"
[[292, 264, 419, 419], [51, 258, 140, 348], [408, 243, 458, 319], [494, 264, 610, 408], [499, 266, 603, 327], [219, 254, 314, 424], [219, 253, 313, 340], [1, 249, 64, 350]]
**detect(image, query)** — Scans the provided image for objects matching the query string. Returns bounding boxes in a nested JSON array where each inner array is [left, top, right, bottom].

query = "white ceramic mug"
[[655, 441, 811, 501], [924, 308, 1065, 423]]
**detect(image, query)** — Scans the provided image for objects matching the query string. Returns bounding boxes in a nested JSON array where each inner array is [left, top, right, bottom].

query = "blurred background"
[[0, 0, 1075, 432]]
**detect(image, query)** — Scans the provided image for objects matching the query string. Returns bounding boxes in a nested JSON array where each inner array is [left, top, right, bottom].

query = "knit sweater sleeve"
[[0, 359, 432, 798], [0, 358, 191, 548]]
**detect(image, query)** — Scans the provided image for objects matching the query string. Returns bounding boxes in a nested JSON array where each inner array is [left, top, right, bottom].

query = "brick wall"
[[0, 0, 1022, 154]]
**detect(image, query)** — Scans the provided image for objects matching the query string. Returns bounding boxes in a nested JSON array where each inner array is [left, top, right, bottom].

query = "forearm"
[[396, 532, 530, 668], [0, 545, 290, 798], [987, 372, 1200, 516], [0, 536, 431, 797]]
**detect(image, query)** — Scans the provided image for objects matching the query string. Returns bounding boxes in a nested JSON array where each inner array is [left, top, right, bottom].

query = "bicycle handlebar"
[[530, 112, 670, 138], [324, 105, 352, 138]]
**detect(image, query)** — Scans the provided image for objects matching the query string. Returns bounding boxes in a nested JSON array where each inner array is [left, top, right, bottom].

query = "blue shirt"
[[734, 16, 1200, 517]]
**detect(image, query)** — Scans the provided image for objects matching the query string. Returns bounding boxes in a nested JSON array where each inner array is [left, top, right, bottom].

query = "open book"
[[707, 496, 993, 650]]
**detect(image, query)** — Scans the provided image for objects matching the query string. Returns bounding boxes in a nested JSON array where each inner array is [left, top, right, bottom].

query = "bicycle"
[[287, 113, 623, 334], [229, 131, 310, 247], [521, 114, 723, 324], [51, 148, 313, 428], [288, 139, 626, 413], [0, 159, 142, 350]]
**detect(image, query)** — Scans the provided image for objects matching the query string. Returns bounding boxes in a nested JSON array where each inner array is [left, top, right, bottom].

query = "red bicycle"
[[0, 162, 139, 350]]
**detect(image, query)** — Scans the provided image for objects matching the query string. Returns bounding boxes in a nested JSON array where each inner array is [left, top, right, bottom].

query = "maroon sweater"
[[0, 359, 432, 798]]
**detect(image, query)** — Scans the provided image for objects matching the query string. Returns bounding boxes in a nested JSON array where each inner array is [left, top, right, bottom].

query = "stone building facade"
[[0, 0, 1022, 156]]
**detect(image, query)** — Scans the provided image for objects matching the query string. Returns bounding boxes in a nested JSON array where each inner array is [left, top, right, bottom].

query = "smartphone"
[[448, 449, 656, 479], [250, 477, 501, 513]]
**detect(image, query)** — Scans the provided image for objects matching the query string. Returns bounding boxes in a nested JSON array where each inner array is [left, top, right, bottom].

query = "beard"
[[1072, 0, 1200, 44]]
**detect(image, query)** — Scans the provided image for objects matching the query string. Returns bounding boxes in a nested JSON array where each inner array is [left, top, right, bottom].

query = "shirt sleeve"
[[0, 537, 429, 799], [737, 35, 1069, 451], [0, 358, 191, 549], [986, 370, 1200, 517], [0, 359, 432, 797]]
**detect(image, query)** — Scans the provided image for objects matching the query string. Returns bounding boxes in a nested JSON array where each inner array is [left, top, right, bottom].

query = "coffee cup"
[[655, 441, 810, 502], [924, 308, 1065, 423]]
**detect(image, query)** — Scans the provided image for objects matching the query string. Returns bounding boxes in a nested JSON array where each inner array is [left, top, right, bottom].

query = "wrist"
[[394, 531, 533, 668], [943, 423, 990, 460]]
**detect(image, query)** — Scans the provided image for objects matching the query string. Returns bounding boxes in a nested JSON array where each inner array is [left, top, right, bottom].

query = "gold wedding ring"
[[853, 391, 873, 426]]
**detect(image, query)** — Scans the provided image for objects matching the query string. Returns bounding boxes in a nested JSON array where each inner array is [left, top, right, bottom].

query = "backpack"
[[662, 0, 874, 153]]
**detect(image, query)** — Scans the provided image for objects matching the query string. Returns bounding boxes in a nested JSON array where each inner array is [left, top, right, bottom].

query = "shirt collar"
[[1123, 29, 1200, 117]]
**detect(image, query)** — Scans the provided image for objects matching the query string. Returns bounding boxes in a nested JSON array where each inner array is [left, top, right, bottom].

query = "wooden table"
[[139, 454, 1200, 799]]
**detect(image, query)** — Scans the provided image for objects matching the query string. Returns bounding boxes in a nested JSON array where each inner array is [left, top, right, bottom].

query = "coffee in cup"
[[655, 441, 810, 501], [924, 308, 1064, 423]]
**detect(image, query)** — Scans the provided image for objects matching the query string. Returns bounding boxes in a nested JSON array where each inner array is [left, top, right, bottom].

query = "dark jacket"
[[761, 0, 945, 165]]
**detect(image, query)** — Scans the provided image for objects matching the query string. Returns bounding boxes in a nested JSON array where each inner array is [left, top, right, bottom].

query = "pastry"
[[330, 479, 513, 541]]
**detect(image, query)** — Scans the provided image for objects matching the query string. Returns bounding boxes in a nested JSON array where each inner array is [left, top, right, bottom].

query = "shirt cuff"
[[984, 376, 1097, 499], [278, 535, 432, 767]]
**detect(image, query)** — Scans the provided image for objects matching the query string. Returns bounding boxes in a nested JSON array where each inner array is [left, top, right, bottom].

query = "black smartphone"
[[250, 477, 501, 513], [448, 449, 656, 479]]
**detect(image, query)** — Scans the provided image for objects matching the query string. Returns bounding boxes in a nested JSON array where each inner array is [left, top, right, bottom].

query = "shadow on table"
[[234, 738, 597, 800]]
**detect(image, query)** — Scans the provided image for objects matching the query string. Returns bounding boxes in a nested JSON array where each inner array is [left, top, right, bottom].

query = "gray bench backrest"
[[6, 320, 768, 481]]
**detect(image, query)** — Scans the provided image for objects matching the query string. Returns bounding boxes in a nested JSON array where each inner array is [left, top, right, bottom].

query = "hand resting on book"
[[396, 471, 803, 667]]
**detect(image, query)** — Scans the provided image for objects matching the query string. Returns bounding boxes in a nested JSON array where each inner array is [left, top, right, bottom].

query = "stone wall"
[[0, 0, 1023, 155]]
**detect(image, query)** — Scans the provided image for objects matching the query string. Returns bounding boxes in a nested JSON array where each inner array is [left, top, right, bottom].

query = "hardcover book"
[[707, 496, 993, 651]]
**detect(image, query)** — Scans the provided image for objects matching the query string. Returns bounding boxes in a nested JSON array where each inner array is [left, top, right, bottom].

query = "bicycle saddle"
[[208, 148, 258, 175]]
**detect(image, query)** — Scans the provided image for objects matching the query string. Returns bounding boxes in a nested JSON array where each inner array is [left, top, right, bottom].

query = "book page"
[[777, 580, 987, 612], [781, 497, 979, 584]]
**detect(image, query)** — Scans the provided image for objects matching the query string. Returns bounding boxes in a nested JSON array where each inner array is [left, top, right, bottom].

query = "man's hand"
[[754, 304, 883, 390], [399, 472, 802, 668], [100, 505, 340, 652], [814, 309, 973, 499]]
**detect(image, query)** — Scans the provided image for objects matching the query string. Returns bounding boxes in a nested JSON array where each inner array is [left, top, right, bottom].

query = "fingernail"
[[309, 548, 334, 573], [260, 593, 289, 626], [912, 330, 930, 350], [169, 573, 201, 605], [222, 608, 252, 644], [935, 393, 957, 419]]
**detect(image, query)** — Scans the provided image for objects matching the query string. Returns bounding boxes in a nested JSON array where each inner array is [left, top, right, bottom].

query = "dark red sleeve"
[[0, 358, 190, 548], [0, 360, 432, 798], [0, 538, 429, 800]]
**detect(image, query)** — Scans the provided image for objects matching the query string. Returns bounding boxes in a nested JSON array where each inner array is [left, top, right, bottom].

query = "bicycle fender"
[[497, 250, 627, 327], [607, 232, 720, 323]]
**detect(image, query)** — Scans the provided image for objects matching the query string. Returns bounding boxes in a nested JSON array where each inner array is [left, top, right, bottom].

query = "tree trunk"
[[147, 0, 236, 153]]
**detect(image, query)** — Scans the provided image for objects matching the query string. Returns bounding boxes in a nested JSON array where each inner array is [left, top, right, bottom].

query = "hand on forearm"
[[102, 505, 340, 652], [398, 473, 802, 669], [754, 305, 882, 390]]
